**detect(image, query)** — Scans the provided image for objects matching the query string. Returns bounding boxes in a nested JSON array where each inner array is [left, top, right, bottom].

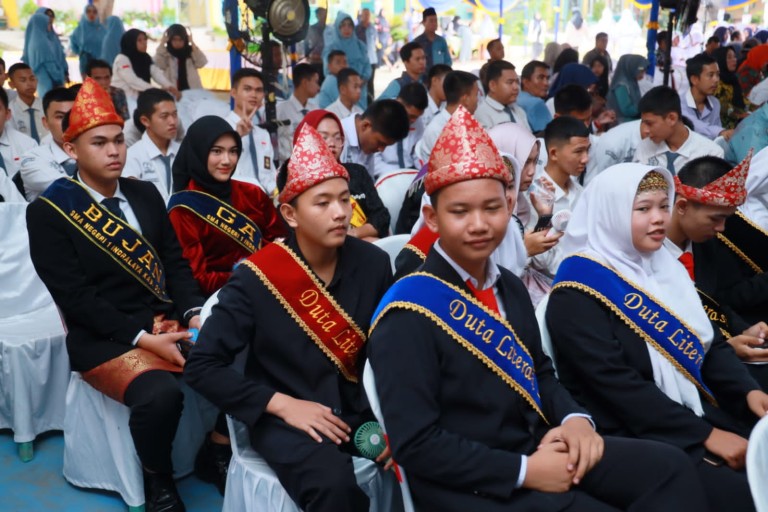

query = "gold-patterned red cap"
[[63, 77, 125, 143], [278, 123, 349, 204], [674, 150, 751, 207], [424, 105, 510, 195]]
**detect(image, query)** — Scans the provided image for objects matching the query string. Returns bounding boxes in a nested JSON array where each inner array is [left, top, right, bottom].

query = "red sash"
[[243, 241, 366, 382], [402, 225, 439, 261]]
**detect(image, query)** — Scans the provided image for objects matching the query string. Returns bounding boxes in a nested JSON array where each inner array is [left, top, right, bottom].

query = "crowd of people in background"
[[4, 4, 768, 512]]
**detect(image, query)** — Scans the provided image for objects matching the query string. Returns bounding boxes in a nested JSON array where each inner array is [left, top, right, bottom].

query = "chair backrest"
[[748, 414, 768, 512], [362, 360, 417, 512], [534, 294, 557, 376], [0, 203, 54, 319], [373, 234, 410, 273], [375, 169, 418, 234]]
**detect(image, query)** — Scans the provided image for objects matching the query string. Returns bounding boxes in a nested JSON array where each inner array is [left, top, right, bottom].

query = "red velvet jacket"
[[170, 180, 288, 296]]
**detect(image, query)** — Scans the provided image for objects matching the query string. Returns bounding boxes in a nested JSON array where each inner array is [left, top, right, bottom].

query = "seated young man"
[[377, 42, 427, 100], [374, 82, 427, 174], [423, 63, 451, 128], [123, 88, 181, 202], [185, 123, 395, 511], [276, 63, 320, 164], [475, 59, 529, 131], [339, 98, 410, 180], [517, 60, 552, 134], [317, 50, 347, 108], [635, 86, 724, 175], [326, 68, 364, 120], [665, 154, 768, 390], [26, 78, 205, 512], [368, 106, 708, 512], [681, 54, 732, 141], [7, 63, 47, 143], [0, 88, 38, 181], [19, 86, 78, 201], [85, 59, 131, 121]]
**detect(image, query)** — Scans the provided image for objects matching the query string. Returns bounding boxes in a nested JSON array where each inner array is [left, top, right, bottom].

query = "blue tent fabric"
[[71, 6, 106, 77]]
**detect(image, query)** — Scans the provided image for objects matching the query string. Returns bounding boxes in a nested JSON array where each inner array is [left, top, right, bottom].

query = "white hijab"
[[739, 145, 768, 228], [559, 163, 713, 416]]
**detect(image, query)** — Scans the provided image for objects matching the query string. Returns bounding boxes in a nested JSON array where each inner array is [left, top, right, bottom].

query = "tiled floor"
[[0, 430, 223, 511]]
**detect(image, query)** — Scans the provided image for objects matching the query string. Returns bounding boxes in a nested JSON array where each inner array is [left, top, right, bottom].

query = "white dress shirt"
[[112, 54, 174, 99], [9, 95, 48, 143], [340, 114, 375, 178], [0, 171, 24, 202], [325, 98, 363, 121], [586, 120, 642, 185], [474, 95, 530, 132], [276, 94, 317, 164], [421, 93, 442, 129], [375, 117, 425, 174], [224, 110, 276, 194], [634, 127, 724, 175], [0, 127, 38, 177], [124, 131, 181, 202], [19, 140, 75, 201], [414, 109, 451, 168]]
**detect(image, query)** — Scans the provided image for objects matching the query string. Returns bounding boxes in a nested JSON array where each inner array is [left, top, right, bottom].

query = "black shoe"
[[143, 471, 186, 512], [194, 434, 232, 496]]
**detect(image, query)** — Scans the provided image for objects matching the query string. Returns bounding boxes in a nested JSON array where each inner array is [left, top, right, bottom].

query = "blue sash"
[[552, 254, 715, 404], [40, 178, 170, 302], [371, 272, 546, 421], [167, 190, 262, 254]]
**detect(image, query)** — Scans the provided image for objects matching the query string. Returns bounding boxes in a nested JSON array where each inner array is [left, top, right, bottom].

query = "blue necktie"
[[101, 197, 126, 221], [665, 151, 679, 175], [503, 105, 517, 123], [247, 131, 260, 181], [27, 108, 40, 143], [396, 140, 405, 168], [159, 155, 172, 194]]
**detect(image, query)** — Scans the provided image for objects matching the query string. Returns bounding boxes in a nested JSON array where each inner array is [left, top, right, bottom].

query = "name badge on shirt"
[[264, 156, 271, 170]]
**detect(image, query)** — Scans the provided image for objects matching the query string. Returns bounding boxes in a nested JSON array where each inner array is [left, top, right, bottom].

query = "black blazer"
[[546, 286, 759, 456], [26, 177, 204, 371], [712, 238, 768, 326], [368, 250, 586, 511]]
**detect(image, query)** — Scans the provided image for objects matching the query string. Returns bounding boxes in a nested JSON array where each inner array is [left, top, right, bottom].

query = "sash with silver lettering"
[[242, 241, 366, 382], [40, 178, 170, 302], [167, 190, 262, 254], [370, 272, 547, 421], [717, 211, 768, 275], [553, 254, 715, 404]]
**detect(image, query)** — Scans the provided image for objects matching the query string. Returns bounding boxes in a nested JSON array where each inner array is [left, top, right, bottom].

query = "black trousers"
[[123, 370, 184, 474], [747, 363, 768, 392], [696, 458, 755, 512]]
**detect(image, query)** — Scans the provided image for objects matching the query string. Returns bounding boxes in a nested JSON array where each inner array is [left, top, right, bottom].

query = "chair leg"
[[127, 505, 145, 512], [17, 441, 34, 462]]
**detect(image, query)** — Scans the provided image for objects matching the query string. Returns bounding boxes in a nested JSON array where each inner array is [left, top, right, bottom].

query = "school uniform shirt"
[[516, 90, 552, 133], [111, 53, 174, 99], [317, 74, 338, 109], [474, 96, 530, 132], [634, 127, 724, 175], [325, 98, 363, 120], [679, 89, 724, 140], [19, 140, 76, 201], [414, 109, 450, 169], [224, 110, 276, 195], [9, 95, 48, 143], [421, 93, 442, 129], [276, 94, 317, 165], [339, 114, 375, 178], [123, 131, 181, 202], [375, 116, 424, 174], [0, 127, 38, 178], [586, 120, 642, 185], [0, 170, 24, 202]]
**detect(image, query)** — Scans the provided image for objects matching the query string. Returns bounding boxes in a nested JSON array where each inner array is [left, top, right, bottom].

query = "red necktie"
[[466, 279, 500, 314], [678, 252, 695, 281]]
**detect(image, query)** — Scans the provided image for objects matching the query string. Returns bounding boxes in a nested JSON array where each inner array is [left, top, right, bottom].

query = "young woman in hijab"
[[169, 115, 287, 297], [586, 53, 610, 98], [714, 46, 748, 130], [546, 164, 766, 512], [279, 110, 389, 240], [550, 47, 579, 86], [548, 62, 597, 99], [607, 54, 649, 122], [21, 11, 67, 95], [154, 24, 208, 92], [70, 5, 105, 78], [112, 29, 179, 100], [101, 16, 125, 67], [322, 11, 372, 108], [737, 44, 768, 99]]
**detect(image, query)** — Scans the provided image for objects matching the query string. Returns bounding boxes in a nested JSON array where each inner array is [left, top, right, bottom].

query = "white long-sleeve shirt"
[[112, 54, 174, 99]]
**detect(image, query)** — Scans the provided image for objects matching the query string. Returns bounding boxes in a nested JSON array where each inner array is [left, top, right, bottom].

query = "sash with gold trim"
[[696, 288, 731, 338], [242, 241, 366, 382], [167, 190, 262, 254], [553, 254, 716, 404], [717, 211, 768, 275], [402, 225, 439, 261], [371, 272, 547, 421], [40, 178, 170, 302]]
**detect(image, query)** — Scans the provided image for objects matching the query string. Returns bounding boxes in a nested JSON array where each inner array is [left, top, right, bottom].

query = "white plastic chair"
[[373, 234, 410, 273], [748, 415, 768, 512], [375, 169, 419, 233], [534, 294, 557, 375], [0, 203, 69, 461], [362, 360, 417, 512]]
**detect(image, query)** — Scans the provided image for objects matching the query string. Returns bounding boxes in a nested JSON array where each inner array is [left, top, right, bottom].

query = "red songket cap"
[[673, 150, 751, 207], [278, 123, 349, 204], [424, 105, 510, 195], [63, 77, 125, 143]]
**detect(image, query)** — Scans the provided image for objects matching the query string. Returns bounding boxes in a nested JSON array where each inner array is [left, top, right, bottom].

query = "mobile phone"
[[703, 450, 725, 467]]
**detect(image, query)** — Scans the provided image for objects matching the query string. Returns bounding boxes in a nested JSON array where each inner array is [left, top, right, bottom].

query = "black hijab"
[[553, 48, 579, 74], [120, 29, 153, 83], [172, 116, 243, 202], [715, 46, 745, 109], [165, 24, 192, 91]]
